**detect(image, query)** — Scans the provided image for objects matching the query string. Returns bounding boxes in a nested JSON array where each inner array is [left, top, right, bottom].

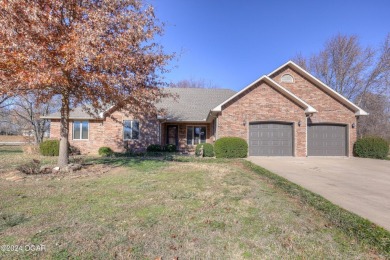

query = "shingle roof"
[[42, 88, 236, 121], [41, 105, 102, 120], [157, 88, 236, 121]]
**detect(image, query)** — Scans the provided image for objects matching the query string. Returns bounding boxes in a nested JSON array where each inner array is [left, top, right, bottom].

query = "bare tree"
[[13, 94, 59, 143], [357, 93, 390, 140], [171, 79, 220, 89], [0, 94, 16, 134], [0, 94, 12, 116], [293, 34, 390, 101], [294, 34, 390, 140], [0, 112, 21, 135], [0, 0, 173, 167]]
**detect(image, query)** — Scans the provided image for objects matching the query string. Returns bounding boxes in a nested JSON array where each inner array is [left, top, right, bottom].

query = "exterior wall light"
[[352, 123, 355, 128], [298, 120, 301, 127]]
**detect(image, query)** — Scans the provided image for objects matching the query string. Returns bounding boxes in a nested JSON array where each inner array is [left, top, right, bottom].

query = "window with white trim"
[[281, 74, 294, 83], [124, 120, 139, 140], [73, 121, 89, 140], [187, 126, 206, 145]]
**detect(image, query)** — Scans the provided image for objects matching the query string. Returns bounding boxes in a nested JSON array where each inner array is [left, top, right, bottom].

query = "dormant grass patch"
[[0, 158, 385, 259]]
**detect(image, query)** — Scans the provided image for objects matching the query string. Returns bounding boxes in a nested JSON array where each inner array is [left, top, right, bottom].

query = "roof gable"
[[212, 76, 317, 114], [268, 61, 368, 116]]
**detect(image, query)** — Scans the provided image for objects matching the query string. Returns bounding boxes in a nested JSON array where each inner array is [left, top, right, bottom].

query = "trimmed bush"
[[164, 144, 176, 152], [354, 136, 389, 159], [40, 140, 60, 156], [98, 147, 113, 157], [214, 137, 248, 158], [195, 143, 214, 157], [147, 144, 163, 152]]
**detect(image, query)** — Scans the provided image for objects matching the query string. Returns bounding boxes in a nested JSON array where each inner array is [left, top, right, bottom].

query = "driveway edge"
[[243, 160, 390, 258]]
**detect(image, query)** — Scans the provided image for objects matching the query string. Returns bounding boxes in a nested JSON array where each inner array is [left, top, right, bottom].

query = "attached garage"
[[307, 124, 347, 156], [249, 122, 293, 156]]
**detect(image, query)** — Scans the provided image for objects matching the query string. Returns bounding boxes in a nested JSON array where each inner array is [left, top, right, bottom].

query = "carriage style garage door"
[[249, 123, 293, 156], [307, 124, 347, 156]]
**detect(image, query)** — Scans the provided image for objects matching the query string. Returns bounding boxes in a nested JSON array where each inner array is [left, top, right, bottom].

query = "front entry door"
[[166, 125, 178, 146]]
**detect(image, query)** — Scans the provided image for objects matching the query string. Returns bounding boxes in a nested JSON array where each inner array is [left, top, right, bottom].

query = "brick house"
[[44, 61, 368, 156]]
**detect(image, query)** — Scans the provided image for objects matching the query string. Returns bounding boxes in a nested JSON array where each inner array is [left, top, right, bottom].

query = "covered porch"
[[160, 121, 216, 152]]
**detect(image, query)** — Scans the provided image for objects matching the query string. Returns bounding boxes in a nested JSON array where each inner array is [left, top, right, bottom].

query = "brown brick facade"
[[217, 65, 357, 157], [50, 110, 160, 154], [49, 64, 359, 157], [270, 67, 357, 156], [50, 114, 214, 154], [217, 81, 307, 157]]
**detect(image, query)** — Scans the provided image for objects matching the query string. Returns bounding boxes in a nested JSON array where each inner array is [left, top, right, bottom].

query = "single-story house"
[[43, 61, 368, 156]]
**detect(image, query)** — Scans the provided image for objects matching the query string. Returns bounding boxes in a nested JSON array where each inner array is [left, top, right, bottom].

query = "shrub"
[[195, 143, 214, 157], [40, 140, 60, 156], [354, 136, 389, 159], [147, 144, 163, 152], [214, 137, 248, 158], [98, 147, 113, 157], [164, 144, 177, 152]]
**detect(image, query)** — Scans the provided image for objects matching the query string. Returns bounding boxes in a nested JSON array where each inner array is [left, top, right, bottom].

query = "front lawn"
[[0, 159, 386, 259], [0, 145, 58, 172]]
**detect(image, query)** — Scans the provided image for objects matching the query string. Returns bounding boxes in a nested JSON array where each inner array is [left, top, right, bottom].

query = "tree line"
[[293, 34, 389, 140]]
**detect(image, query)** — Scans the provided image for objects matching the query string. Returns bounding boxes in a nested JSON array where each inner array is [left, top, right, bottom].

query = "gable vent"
[[281, 74, 294, 83]]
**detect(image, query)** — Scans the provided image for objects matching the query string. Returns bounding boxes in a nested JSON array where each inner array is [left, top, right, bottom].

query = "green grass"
[[0, 159, 386, 259], [0, 145, 58, 171], [243, 160, 390, 257], [0, 145, 23, 154]]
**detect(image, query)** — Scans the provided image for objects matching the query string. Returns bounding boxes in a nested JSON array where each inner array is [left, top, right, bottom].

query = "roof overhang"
[[158, 119, 209, 124], [268, 61, 369, 116], [40, 116, 103, 120], [211, 75, 317, 114]]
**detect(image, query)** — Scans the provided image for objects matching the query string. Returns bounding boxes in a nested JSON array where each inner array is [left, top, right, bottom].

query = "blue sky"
[[150, 0, 389, 91]]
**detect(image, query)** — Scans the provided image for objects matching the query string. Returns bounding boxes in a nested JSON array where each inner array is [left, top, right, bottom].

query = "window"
[[124, 120, 139, 140], [187, 126, 206, 145], [281, 74, 294, 83], [73, 121, 89, 140]]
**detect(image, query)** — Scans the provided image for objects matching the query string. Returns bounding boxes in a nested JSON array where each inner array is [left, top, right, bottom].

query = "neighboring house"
[[43, 61, 368, 156]]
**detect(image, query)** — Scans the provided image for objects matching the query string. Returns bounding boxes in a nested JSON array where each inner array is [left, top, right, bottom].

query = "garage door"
[[308, 124, 347, 156], [249, 123, 293, 156]]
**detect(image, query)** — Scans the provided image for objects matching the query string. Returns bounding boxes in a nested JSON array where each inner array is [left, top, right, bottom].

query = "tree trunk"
[[58, 93, 70, 167], [33, 122, 40, 144]]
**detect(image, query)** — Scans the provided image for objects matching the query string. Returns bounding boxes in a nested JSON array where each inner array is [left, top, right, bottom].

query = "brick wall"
[[217, 66, 357, 157], [49, 110, 160, 154], [48, 65, 358, 157], [217, 81, 307, 156], [270, 67, 357, 156]]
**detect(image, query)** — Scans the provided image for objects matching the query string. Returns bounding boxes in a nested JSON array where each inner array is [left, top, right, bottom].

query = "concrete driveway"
[[247, 157, 390, 230]]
